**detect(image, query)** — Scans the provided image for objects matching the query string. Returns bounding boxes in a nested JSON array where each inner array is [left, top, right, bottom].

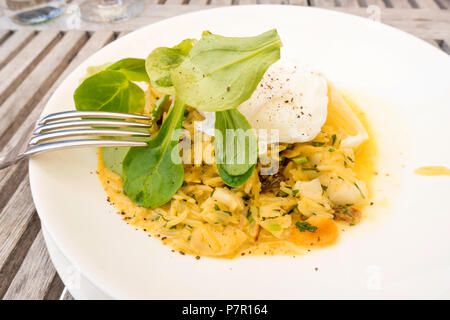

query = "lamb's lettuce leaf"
[[171, 29, 282, 111], [107, 58, 149, 82], [214, 109, 257, 177], [74, 70, 144, 113], [145, 39, 196, 94], [122, 98, 186, 208]]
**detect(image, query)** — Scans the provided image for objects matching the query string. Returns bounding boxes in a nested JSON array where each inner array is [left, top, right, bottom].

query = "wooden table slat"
[[0, 31, 115, 300], [238, 0, 258, 4], [0, 30, 61, 106], [0, 30, 35, 70], [0, 178, 37, 297], [164, 0, 185, 4], [337, 0, 360, 7], [439, 0, 449, 9], [0, 30, 11, 45], [188, 0, 208, 4], [443, 37, 450, 54], [362, 0, 387, 7], [3, 231, 57, 300], [392, 0, 414, 8], [415, 0, 442, 9], [312, 0, 339, 7], [0, 31, 88, 147]]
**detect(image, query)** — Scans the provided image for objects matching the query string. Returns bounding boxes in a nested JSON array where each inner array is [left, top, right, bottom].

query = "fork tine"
[[24, 139, 148, 157], [29, 128, 150, 145], [37, 110, 151, 126], [34, 119, 151, 135]]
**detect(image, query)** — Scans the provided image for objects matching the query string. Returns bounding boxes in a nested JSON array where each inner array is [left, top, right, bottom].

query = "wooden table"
[[0, 0, 449, 300]]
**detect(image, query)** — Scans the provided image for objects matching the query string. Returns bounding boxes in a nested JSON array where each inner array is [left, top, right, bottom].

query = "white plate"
[[29, 5, 450, 299]]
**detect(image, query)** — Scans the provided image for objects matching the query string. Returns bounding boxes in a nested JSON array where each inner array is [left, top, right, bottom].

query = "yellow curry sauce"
[[414, 166, 450, 176]]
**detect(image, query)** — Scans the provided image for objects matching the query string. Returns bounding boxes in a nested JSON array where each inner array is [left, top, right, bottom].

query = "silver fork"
[[0, 110, 152, 171]]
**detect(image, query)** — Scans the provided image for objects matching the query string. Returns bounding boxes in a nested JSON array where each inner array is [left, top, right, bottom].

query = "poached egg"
[[196, 62, 328, 145]]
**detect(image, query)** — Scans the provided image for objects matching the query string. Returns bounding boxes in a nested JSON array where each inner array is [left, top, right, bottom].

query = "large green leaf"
[[145, 39, 196, 95], [74, 70, 145, 113], [122, 99, 186, 208], [214, 109, 257, 176], [107, 58, 150, 82], [171, 29, 282, 111]]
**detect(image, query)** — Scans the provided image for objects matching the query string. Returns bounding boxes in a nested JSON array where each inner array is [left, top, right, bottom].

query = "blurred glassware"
[[2, 0, 66, 25], [79, 0, 144, 23]]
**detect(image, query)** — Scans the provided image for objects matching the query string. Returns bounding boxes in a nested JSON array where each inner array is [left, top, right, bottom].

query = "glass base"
[[79, 0, 144, 23], [10, 5, 65, 25]]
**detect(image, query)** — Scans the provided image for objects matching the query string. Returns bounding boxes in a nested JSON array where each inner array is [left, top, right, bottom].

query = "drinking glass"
[[79, 0, 144, 23], [2, 0, 66, 24]]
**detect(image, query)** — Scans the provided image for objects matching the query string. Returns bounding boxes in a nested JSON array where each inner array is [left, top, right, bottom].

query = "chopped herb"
[[188, 193, 198, 204], [210, 189, 215, 196], [223, 211, 232, 216], [169, 225, 177, 229], [346, 156, 354, 163], [292, 189, 300, 197], [247, 208, 254, 224], [354, 182, 366, 199], [321, 185, 328, 191], [214, 204, 220, 211], [295, 221, 317, 233], [337, 176, 344, 181], [283, 206, 296, 216], [331, 134, 337, 146], [292, 156, 307, 165], [311, 142, 325, 147], [328, 148, 335, 152], [277, 191, 289, 198]]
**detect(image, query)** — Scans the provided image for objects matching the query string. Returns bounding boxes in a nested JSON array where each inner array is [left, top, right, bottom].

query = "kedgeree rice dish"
[[73, 30, 377, 259]]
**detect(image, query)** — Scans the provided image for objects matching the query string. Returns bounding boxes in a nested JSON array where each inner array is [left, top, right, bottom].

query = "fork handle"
[[0, 154, 27, 171]]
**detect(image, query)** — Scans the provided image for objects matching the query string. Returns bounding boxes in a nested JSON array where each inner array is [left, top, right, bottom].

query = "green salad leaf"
[[214, 109, 257, 177], [171, 29, 282, 111], [85, 62, 112, 78], [145, 39, 196, 95], [122, 98, 186, 208], [102, 146, 129, 176], [151, 94, 171, 124], [217, 164, 255, 188], [107, 58, 150, 82], [74, 70, 144, 113], [101, 127, 149, 176]]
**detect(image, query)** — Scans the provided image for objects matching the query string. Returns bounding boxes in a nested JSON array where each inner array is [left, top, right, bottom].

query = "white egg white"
[[238, 62, 328, 144]]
